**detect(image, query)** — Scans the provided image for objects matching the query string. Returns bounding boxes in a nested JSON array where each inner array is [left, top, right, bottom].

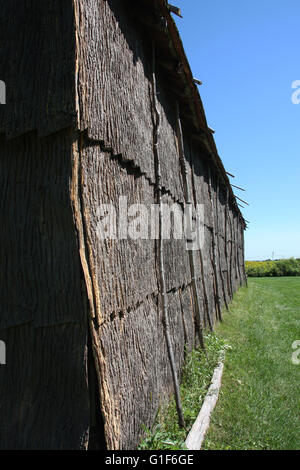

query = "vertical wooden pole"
[[151, 43, 185, 429], [241, 219, 248, 286], [233, 213, 242, 287], [229, 208, 235, 297], [175, 102, 207, 346], [236, 214, 245, 287], [208, 167, 222, 322], [198, 244, 214, 331], [224, 188, 232, 300], [188, 139, 213, 331], [215, 177, 228, 310], [236, 215, 242, 285]]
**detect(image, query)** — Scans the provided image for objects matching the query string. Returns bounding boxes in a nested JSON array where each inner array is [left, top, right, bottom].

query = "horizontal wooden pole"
[[185, 357, 225, 450], [168, 4, 183, 18], [234, 194, 249, 206], [193, 78, 202, 85], [231, 183, 246, 192]]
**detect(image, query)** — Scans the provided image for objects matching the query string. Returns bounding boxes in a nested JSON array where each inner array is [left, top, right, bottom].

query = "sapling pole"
[[208, 167, 222, 322], [225, 188, 233, 299], [215, 177, 228, 310], [175, 102, 206, 347], [151, 42, 185, 429], [231, 183, 246, 192], [234, 194, 249, 206]]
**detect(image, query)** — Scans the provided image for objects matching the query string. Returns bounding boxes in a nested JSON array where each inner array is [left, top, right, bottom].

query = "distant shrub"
[[245, 258, 300, 277]]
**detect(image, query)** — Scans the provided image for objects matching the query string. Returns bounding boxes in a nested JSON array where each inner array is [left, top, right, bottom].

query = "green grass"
[[138, 333, 228, 450], [139, 277, 300, 450], [203, 277, 300, 450]]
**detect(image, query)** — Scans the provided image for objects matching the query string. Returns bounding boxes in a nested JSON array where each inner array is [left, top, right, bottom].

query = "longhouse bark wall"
[[0, 130, 90, 449], [0, 0, 246, 451], [74, 0, 247, 450]]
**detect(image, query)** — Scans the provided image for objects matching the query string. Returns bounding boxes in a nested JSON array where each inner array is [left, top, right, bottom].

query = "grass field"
[[140, 277, 300, 450], [139, 333, 226, 450], [203, 277, 300, 450]]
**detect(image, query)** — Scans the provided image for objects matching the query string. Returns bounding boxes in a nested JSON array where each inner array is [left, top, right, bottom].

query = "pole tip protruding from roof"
[[193, 78, 203, 86], [167, 3, 183, 18]]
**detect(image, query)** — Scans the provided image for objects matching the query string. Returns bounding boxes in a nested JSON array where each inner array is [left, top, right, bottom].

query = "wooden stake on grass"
[[185, 355, 225, 450]]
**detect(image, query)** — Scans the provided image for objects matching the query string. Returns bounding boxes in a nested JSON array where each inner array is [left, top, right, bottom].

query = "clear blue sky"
[[173, 0, 300, 260]]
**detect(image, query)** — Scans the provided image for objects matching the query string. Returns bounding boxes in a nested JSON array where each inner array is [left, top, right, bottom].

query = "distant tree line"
[[245, 258, 300, 277]]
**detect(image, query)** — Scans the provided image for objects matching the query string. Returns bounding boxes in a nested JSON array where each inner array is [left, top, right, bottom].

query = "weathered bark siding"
[[0, 130, 90, 449], [0, 1, 77, 138], [0, 0, 246, 451], [75, 0, 154, 178], [72, 0, 246, 449]]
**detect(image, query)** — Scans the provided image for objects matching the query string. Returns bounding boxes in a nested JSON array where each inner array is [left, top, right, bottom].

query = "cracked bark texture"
[[0, 0, 246, 450]]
